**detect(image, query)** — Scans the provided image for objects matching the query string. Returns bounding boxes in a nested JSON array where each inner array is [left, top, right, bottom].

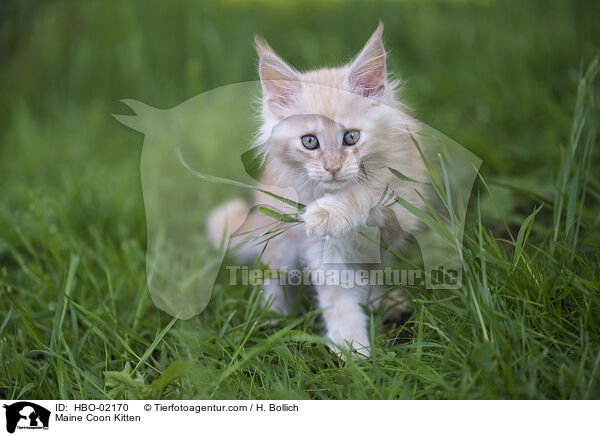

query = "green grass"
[[1, 0, 600, 399]]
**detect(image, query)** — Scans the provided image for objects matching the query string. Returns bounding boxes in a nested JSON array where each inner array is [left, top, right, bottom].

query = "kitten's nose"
[[325, 164, 342, 176]]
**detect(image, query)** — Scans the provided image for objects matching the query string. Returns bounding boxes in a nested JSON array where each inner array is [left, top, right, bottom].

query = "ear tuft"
[[347, 22, 387, 99], [254, 36, 275, 57]]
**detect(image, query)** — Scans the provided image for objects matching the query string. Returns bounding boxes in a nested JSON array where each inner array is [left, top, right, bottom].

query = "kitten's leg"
[[225, 206, 299, 316], [314, 281, 370, 358], [258, 231, 301, 317], [261, 281, 290, 315]]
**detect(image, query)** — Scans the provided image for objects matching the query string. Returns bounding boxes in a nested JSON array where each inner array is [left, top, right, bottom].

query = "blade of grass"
[[130, 316, 178, 375]]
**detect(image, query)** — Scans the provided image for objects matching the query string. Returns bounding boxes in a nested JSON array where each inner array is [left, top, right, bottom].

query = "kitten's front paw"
[[328, 333, 371, 360], [302, 202, 351, 238]]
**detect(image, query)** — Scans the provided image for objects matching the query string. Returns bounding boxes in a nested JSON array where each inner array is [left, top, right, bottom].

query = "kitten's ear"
[[347, 22, 387, 98], [255, 36, 301, 117]]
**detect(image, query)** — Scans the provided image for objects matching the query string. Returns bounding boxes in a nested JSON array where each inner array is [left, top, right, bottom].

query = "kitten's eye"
[[301, 135, 319, 150], [343, 130, 360, 146]]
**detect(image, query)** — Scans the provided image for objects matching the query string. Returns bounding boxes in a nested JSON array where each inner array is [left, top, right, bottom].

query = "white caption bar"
[[0, 400, 595, 435]]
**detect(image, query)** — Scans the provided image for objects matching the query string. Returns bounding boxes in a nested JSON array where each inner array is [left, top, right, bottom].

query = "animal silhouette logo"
[[3, 402, 50, 433], [114, 81, 481, 319]]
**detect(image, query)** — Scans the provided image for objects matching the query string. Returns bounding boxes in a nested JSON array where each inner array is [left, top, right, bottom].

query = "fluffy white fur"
[[207, 23, 425, 358]]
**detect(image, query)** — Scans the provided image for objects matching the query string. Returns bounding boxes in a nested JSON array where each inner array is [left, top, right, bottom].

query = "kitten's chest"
[[302, 229, 383, 267]]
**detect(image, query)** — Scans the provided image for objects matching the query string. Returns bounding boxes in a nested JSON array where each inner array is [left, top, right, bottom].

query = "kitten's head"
[[255, 23, 412, 192]]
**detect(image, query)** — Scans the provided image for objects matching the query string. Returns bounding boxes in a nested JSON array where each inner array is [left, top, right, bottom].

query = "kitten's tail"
[[206, 199, 264, 263], [205, 199, 249, 250]]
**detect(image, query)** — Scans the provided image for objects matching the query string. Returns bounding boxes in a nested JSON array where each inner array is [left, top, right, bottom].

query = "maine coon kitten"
[[207, 23, 425, 357]]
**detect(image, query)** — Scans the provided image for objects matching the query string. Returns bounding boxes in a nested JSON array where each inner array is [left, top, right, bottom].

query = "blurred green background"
[[2, 0, 599, 229], [1, 0, 599, 232], [0, 0, 599, 399]]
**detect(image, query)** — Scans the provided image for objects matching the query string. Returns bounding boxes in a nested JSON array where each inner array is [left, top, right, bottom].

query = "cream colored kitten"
[[207, 23, 425, 357]]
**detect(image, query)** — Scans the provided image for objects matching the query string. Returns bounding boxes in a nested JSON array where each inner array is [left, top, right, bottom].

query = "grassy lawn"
[[1, 0, 599, 399]]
